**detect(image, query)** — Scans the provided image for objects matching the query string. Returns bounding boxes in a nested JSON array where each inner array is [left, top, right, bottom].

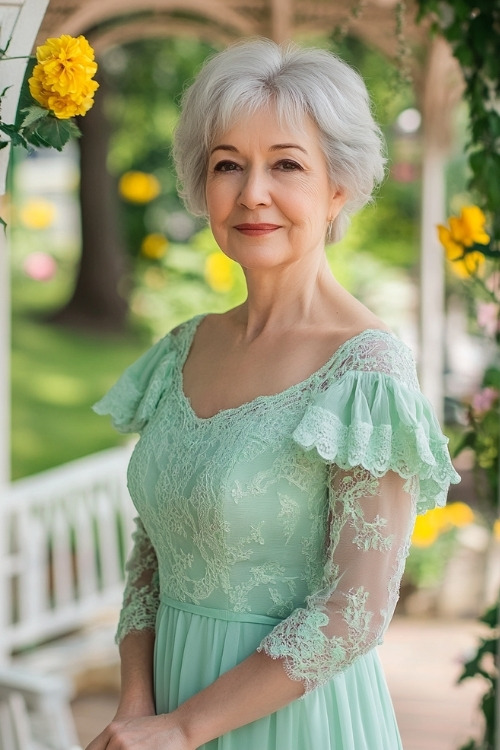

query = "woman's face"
[[205, 108, 345, 273]]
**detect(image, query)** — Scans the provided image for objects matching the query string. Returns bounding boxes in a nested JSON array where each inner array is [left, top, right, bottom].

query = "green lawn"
[[11, 276, 150, 479]]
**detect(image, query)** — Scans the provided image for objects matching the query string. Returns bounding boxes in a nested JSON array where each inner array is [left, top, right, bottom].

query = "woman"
[[89, 39, 460, 750]]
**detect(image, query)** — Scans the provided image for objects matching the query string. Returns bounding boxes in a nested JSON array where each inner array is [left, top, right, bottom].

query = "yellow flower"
[[19, 198, 56, 229], [119, 172, 161, 203], [437, 205, 490, 278], [493, 519, 500, 542], [141, 233, 169, 260], [437, 224, 463, 260], [442, 501, 475, 528], [411, 512, 440, 548], [28, 35, 99, 119], [450, 251, 485, 278], [456, 206, 490, 247], [205, 252, 234, 292]]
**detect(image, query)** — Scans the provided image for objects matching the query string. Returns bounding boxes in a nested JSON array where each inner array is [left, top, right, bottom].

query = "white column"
[[419, 142, 446, 421], [0, 0, 49, 665], [418, 38, 460, 423], [0, 0, 49, 491]]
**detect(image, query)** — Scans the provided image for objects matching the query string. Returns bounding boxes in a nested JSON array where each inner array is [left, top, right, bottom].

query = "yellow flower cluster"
[[411, 501, 475, 548], [119, 171, 161, 204], [28, 35, 99, 120], [437, 206, 490, 278]]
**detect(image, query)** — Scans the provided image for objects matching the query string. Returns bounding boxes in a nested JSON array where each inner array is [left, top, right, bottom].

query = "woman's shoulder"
[[329, 325, 418, 389], [92, 314, 205, 433]]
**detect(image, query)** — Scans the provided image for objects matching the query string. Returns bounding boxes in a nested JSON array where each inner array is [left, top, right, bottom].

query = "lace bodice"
[[94, 316, 460, 692]]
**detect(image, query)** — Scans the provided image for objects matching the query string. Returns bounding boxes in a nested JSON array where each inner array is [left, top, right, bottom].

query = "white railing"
[[0, 445, 135, 664]]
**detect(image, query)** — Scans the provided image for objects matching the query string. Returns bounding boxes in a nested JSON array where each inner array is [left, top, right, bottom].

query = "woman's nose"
[[237, 168, 272, 209]]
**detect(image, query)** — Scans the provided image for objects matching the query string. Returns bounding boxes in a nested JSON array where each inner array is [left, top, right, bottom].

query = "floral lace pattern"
[[116, 517, 160, 642], [257, 468, 416, 692], [95, 317, 459, 688]]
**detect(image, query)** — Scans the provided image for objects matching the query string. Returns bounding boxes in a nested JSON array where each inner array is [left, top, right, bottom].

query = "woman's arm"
[[85, 518, 159, 749], [115, 631, 156, 717], [86, 646, 302, 750]]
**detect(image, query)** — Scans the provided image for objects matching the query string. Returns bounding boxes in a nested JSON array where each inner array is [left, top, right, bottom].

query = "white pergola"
[[0, 0, 463, 493]]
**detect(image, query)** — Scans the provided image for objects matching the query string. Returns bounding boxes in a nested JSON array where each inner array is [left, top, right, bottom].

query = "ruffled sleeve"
[[257, 331, 460, 693], [292, 332, 460, 514], [92, 334, 176, 434]]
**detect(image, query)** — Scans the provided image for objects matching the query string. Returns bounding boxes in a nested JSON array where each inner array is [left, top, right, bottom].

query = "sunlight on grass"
[[11, 277, 149, 478], [27, 374, 91, 405]]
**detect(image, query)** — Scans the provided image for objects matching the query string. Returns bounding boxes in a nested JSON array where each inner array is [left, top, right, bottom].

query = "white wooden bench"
[[0, 668, 80, 750], [0, 446, 135, 749]]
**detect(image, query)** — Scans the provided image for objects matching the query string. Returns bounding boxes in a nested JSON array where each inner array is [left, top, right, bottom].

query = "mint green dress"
[[94, 315, 460, 750]]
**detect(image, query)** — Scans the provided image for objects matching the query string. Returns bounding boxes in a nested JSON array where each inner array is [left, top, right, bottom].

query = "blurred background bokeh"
[[1, 2, 498, 749]]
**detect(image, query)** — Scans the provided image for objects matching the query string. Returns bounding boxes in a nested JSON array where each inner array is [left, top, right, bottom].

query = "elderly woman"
[[89, 39, 459, 750]]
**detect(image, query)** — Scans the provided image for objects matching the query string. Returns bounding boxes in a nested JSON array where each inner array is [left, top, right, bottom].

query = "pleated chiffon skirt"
[[154, 598, 403, 750]]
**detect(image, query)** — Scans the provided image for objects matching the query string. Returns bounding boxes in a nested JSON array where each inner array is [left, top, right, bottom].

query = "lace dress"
[[94, 314, 460, 750]]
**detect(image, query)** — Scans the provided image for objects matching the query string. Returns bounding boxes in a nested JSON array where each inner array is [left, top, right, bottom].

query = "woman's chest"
[[126, 383, 329, 541]]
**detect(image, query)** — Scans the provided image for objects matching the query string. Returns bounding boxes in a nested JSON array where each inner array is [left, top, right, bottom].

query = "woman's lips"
[[234, 223, 281, 236]]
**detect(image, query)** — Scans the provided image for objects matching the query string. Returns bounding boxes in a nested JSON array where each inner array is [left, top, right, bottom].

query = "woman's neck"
[[232, 256, 343, 341]]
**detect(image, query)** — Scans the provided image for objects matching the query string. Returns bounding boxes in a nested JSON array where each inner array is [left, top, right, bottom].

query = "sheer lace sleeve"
[[258, 467, 417, 693], [115, 517, 160, 645]]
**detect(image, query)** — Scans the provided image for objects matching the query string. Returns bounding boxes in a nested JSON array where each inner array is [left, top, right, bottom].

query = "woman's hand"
[[85, 713, 194, 750]]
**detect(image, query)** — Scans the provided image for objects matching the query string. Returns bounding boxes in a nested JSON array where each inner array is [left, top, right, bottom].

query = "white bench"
[[0, 446, 135, 750]]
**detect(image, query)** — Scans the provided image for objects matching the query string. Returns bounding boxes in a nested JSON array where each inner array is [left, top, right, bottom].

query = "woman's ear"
[[327, 187, 347, 223]]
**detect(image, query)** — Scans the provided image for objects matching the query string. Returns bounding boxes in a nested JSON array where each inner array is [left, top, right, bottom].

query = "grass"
[[11, 272, 150, 479]]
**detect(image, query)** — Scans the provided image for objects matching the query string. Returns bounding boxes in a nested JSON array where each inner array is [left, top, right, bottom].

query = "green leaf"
[[0, 215, 6, 232], [14, 58, 37, 128], [23, 115, 81, 151], [20, 105, 49, 129], [0, 123, 28, 149], [480, 601, 499, 628], [452, 430, 476, 457], [22, 124, 52, 149]]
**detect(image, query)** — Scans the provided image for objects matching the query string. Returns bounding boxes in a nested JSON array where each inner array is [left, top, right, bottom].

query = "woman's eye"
[[213, 160, 240, 172], [276, 160, 302, 171]]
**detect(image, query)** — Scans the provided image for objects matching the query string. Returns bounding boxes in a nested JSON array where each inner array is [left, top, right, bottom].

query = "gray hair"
[[173, 39, 386, 242]]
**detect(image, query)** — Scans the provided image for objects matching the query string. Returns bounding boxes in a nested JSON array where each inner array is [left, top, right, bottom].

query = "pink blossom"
[[23, 252, 57, 282], [477, 302, 500, 336], [472, 387, 499, 414]]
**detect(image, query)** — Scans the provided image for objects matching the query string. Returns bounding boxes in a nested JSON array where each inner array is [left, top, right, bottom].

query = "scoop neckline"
[[177, 313, 394, 424]]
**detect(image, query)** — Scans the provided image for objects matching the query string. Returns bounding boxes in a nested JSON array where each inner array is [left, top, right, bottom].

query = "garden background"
[[2, 1, 499, 748]]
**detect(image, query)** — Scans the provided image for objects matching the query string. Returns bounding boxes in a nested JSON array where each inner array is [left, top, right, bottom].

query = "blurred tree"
[[51, 73, 129, 331], [53, 37, 218, 332]]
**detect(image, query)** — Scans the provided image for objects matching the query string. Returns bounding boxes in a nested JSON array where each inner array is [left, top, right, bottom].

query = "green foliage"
[[452, 375, 499, 512], [416, 0, 500, 247], [101, 38, 218, 257], [456, 600, 498, 750], [130, 232, 246, 340], [21, 107, 81, 151], [403, 530, 457, 588], [415, 5, 500, 748]]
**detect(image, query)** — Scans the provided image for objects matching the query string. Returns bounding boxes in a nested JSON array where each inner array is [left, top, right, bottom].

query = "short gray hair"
[[173, 39, 386, 242]]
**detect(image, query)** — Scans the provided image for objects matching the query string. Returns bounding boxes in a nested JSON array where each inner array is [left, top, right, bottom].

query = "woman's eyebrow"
[[210, 144, 238, 155], [210, 143, 307, 155], [269, 143, 307, 154]]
